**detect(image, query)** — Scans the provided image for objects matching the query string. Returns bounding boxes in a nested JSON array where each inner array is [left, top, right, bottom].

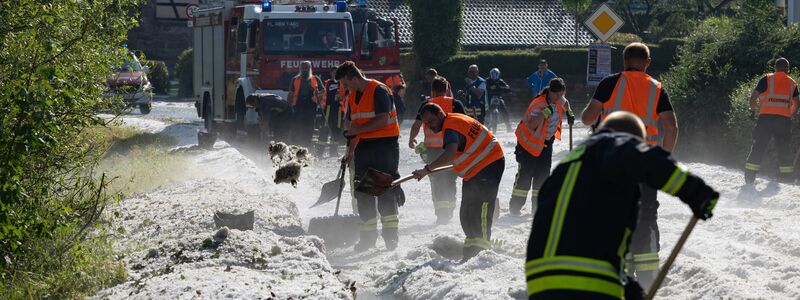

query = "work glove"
[[567, 110, 575, 126], [690, 192, 719, 220], [541, 106, 554, 118], [393, 186, 406, 207]]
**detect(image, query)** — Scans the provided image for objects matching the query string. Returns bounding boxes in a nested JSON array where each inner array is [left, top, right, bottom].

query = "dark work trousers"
[[318, 104, 343, 157], [423, 148, 458, 220], [292, 104, 316, 148], [461, 158, 505, 260], [510, 138, 554, 214], [354, 137, 401, 248], [626, 184, 660, 291], [745, 115, 795, 183], [465, 104, 487, 124]]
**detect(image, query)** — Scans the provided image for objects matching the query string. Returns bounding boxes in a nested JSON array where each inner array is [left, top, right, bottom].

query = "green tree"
[[407, 0, 464, 69], [0, 0, 143, 297], [560, 0, 592, 44], [175, 48, 194, 98]]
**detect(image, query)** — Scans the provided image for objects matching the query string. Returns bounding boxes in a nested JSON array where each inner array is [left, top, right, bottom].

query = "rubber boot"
[[635, 270, 656, 293], [461, 246, 483, 263], [435, 209, 453, 225], [744, 170, 756, 185], [354, 230, 378, 252], [382, 228, 399, 251], [508, 197, 524, 217]]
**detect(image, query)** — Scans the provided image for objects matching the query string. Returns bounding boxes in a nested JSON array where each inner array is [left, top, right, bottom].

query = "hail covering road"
[[96, 101, 800, 299]]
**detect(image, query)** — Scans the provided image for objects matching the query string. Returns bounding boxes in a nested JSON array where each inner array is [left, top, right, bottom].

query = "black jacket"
[[485, 78, 511, 99], [526, 130, 718, 299]]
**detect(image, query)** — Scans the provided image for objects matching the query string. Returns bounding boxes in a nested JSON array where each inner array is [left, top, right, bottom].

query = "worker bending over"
[[412, 104, 505, 261]]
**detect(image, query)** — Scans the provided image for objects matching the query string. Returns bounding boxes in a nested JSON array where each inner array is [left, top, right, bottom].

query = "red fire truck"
[[191, 0, 401, 134]]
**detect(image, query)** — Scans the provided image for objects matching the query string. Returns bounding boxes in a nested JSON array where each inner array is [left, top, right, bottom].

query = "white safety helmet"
[[489, 68, 500, 80]]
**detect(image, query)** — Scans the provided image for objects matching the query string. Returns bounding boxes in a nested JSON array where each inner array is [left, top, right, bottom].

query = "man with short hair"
[[338, 61, 403, 251], [527, 59, 558, 96], [580, 42, 678, 289], [422, 68, 453, 98], [745, 57, 800, 184], [526, 111, 718, 299], [408, 76, 467, 224], [287, 61, 324, 147], [462, 65, 488, 123], [412, 103, 505, 261]]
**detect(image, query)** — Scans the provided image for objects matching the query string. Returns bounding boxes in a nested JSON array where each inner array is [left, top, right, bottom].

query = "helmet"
[[489, 68, 500, 80]]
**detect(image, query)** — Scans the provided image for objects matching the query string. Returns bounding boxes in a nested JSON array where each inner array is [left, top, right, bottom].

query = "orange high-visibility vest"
[[601, 71, 662, 145], [442, 113, 504, 180], [290, 76, 320, 107], [758, 72, 797, 118], [348, 79, 400, 140], [423, 96, 456, 148], [385, 74, 405, 91], [515, 94, 564, 157]]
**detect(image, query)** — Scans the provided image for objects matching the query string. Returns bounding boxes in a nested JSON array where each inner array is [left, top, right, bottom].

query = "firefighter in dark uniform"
[[745, 58, 799, 184], [318, 66, 348, 157], [580, 43, 679, 288], [526, 111, 719, 300], [412, 104, 505, 261], [339, 61, 403, 251]]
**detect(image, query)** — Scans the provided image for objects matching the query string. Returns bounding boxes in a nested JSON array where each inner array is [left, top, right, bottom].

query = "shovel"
[[311, 161, 347, 208], [355, 165, 454, 197], [307, 160, 360, 248], [569, 123, 573, 151], [645, 216, 699, 300]]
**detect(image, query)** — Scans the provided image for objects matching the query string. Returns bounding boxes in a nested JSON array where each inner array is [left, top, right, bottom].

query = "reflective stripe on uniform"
[[481, 202, 489, 243], [464, 237, 492, 249], [761, 102, 791, 108], [381, 214, 399, 229], [745, 162, 761, 171], [513, 188, 530, 198], [661, 163, 689, 196], [359, 217, 378, 231], [527, 275, 623, 298], [433, 201, 456, 209], [779, 166, 795, 173], [526, 256, 620, 280], [544, 162, 582, 257], [633, 252, 660, 271], [453, 130, 488, 165], [351, 112, 376, 120]]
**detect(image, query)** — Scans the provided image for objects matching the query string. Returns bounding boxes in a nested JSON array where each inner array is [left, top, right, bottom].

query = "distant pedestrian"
[[527, 59, 557, 95], [287, 61, 323, 147], [461, 65, 488, 123]]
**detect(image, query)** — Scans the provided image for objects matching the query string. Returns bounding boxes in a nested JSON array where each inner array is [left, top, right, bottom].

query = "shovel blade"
[[307, 214, 360, 248], [355, 168, 395, 197], [311, 178, 341, 208]]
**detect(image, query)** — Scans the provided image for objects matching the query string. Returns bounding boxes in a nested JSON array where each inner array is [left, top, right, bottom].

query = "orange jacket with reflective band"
[[601, 71, 662, 145], [442, 113, 504, 180], [423, 96, 455, 148], [322, 79, 348, 112], [516, 95, 564, 157], [348, 79, 400, 140], [758, 72, 797, 117], [290, 76, 320, 107]]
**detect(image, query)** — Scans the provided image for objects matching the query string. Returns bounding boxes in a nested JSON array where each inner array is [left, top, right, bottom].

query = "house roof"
[[369, 0, 595, 49]]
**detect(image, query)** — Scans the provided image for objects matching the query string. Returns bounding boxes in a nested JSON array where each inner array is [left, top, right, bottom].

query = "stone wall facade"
[[127, 0, 195, 71]]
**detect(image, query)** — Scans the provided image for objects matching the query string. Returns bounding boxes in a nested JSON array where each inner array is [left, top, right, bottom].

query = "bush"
[[407, 0, 464, 68], [143, 60, 169, 94], [661, 1, 799, 163], [0, 0, 142, 297], [175, 48, 193, 98]]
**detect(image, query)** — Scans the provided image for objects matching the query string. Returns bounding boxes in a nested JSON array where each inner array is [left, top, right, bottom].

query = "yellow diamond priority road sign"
[[584, 4, 624, 42]]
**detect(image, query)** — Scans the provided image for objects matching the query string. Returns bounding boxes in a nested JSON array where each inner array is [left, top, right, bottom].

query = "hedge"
[[143, 60, 169, 94], [175, 48, 193, 98]]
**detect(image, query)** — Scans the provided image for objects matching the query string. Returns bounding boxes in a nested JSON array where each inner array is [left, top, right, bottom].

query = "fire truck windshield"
[[263, 19, 353, 54]]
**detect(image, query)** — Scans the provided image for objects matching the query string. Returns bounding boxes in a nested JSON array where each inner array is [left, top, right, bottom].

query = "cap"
[[539, 59, 547, 64]]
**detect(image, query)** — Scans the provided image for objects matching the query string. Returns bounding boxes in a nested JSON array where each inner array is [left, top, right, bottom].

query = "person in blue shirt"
[[527, 59, 558, 95]]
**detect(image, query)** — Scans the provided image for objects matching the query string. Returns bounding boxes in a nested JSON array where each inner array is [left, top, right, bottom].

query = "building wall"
[[127, 0, 197, 70]]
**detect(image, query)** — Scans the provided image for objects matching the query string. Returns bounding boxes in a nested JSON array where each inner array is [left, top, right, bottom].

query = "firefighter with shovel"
[[411, 103, 505, 261], [338, 61, 403, 252], [525, 111, 718, 300]]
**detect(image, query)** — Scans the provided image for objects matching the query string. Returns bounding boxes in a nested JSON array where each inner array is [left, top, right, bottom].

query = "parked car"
[[105, 53, 153, 114]]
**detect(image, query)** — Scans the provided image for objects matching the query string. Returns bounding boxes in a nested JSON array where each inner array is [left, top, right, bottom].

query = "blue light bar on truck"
[[262, 0, 273, 12], [357, 0, 368, 8], [335, 0, 347, 12]]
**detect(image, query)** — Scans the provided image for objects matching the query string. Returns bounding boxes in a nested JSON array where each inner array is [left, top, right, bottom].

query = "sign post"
[[583, 4, 623, 86]]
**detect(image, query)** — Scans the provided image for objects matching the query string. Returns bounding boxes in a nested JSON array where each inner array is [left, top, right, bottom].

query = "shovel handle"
[[391, 165, 454, 187], [645, 216, 699, 300]]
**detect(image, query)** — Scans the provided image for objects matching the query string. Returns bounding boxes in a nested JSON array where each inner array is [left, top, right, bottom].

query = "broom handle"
[[391, 165, 454, 187], [645, 216, 699, 300], [569, 123, 573, 151]]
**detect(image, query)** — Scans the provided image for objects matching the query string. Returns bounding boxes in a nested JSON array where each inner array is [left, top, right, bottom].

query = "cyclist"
[[485, 68, 513, 132]]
